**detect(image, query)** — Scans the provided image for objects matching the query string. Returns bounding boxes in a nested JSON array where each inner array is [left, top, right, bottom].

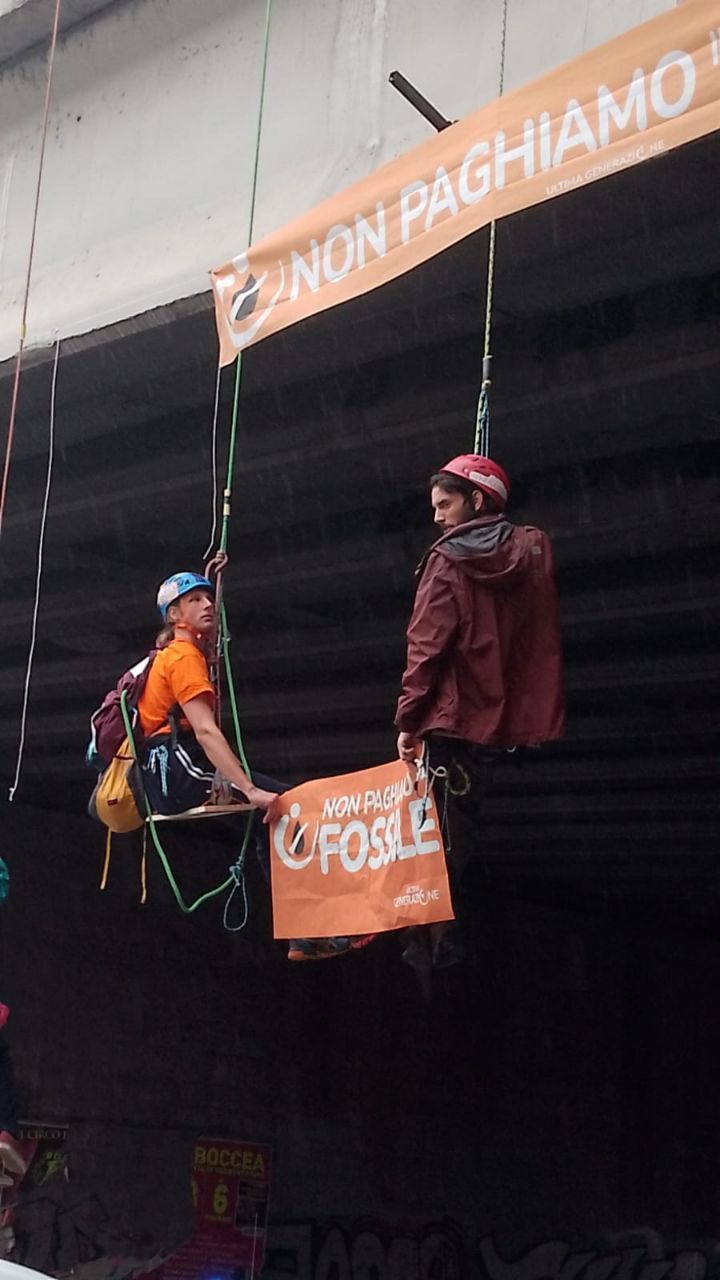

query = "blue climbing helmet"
[[156, 572, 214, 622]]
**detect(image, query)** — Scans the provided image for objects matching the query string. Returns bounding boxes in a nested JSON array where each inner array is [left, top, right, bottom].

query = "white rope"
[[9, 336, 60, 802], [202, 356, 222, 560]]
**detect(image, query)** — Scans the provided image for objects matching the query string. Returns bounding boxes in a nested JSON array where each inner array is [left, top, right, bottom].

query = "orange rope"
[[0, 0, 63, 538], [140, 829, 148, 905], [99, 828, 112, 891]]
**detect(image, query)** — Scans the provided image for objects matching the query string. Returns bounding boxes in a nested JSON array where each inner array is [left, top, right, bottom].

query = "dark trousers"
[[0, 1034, 18, 1135], [140, 733, 287, 816], [140, 733, 287, 885], [427, 736, 501, 917]]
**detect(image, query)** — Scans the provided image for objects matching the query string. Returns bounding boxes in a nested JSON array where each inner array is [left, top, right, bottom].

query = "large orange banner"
[[268, 760, 454, 939], [212, 1, 720, 362]]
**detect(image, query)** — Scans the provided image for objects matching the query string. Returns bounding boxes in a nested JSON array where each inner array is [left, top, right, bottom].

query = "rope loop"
[[223, 851, 250, 933]]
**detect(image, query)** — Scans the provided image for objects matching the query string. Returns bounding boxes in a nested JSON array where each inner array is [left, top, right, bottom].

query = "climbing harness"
[[414, 745, 452, 854], [0, 0, 63, 540]]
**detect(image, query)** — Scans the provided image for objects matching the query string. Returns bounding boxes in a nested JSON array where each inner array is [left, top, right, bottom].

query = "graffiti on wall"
[[265, 1221, 465, 1280], [263, 1224, 718, 1280], [11, 1201, 720, 1280], [16, 1191, 126, 1273], [14, 1186, 163, 1279], [478, 1232, 714, 1280]]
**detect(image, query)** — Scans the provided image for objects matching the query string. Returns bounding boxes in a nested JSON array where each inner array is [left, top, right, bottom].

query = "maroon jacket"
[[395, 516, 565, 747]]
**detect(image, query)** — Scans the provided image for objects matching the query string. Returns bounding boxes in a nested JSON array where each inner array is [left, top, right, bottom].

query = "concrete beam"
[[0, 0, 677, 359], [0, 0, 119, 68]]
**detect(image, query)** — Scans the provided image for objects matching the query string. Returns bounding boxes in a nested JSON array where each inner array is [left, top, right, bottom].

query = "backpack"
[[86, 651, 158, 833], [86, 651, 157, 772], [88, 737, 146, 833]]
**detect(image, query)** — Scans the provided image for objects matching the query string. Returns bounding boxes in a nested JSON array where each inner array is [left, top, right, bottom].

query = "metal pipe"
[[388, 70, 453, 132]]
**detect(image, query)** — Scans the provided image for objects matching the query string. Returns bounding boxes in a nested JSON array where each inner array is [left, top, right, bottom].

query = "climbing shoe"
[[287, 937, 353, 962]]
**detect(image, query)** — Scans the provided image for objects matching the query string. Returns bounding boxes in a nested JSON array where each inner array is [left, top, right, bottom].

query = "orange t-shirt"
[[137, 640, 215, 737]]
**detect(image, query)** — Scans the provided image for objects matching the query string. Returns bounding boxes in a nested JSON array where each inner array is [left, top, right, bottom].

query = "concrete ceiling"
[[0, 0, 124, 67]]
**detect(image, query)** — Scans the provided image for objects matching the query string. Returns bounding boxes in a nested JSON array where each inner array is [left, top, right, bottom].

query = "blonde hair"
[[155, 624, 175, 649]]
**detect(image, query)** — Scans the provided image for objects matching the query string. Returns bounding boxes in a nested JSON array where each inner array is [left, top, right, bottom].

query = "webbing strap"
[[99, 828, 112, 891]]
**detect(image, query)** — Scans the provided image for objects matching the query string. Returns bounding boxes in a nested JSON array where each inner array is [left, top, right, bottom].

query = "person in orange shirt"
[[139, 573, 373, 962], [137, 572, 278, 814]]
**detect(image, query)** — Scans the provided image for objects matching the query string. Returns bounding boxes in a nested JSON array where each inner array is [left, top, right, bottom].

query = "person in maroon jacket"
[[395, 454, 565, 969]]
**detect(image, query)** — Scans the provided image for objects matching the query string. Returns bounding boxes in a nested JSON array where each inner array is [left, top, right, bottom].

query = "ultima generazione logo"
[[393, 883, 441, 909]]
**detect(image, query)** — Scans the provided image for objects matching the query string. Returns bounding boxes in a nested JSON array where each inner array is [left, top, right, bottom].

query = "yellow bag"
[[89, 736, 144, 833]]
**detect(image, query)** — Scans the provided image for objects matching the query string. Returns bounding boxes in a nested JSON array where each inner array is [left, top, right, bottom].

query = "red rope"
[[0, 0, 63, 539]]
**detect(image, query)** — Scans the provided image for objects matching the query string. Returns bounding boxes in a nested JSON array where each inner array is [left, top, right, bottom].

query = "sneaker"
[[0, 1135, 27, 1177], [287, 937, 352, 962]]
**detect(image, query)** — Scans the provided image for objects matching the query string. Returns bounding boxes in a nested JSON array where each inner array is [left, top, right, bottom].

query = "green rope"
[[219, 601, 252, 771], [120, 691, 253, 917], [214, 0, 274, 769], [473, 0, 508, 456], [220, 0, 273, 556]]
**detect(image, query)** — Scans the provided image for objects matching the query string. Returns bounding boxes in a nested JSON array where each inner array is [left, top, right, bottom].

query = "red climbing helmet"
[[438, 454, 510, 508]]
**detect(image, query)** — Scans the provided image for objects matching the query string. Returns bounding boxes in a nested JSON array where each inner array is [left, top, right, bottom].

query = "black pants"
[[0, 1034, 18, 1135], [140, 733, 287, 816], [427, 736, 501, 916]]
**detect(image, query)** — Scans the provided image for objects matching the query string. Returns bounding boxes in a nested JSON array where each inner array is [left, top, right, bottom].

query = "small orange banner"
[[212, 0, 720, 362], [268, 760, 454, 939]]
